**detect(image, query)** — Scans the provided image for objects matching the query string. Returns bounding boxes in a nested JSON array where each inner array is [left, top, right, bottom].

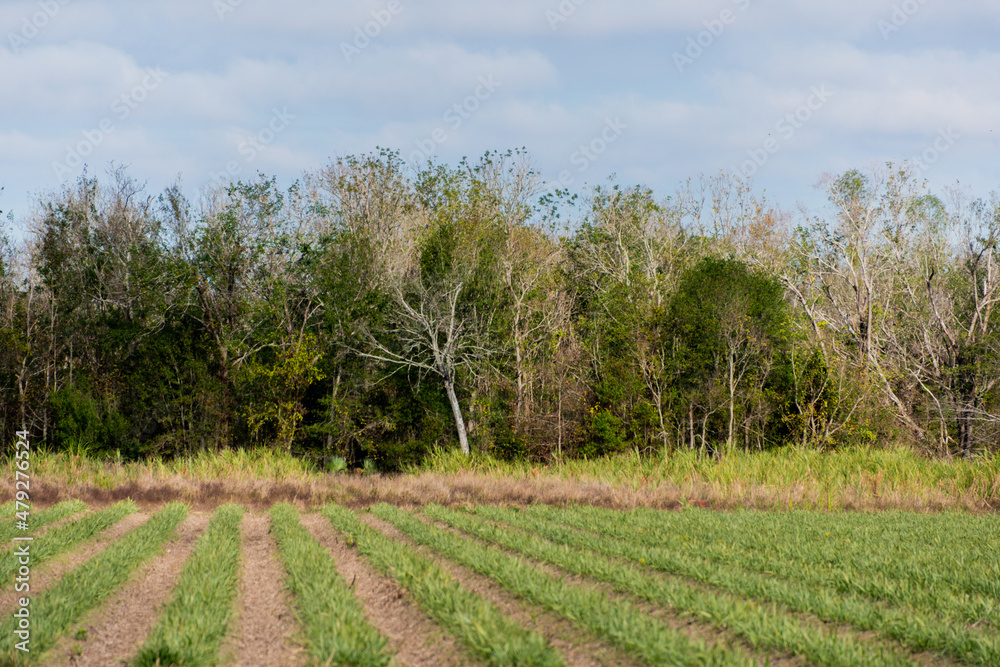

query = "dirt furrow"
[[359, 512, 642, 667], [300, 513, 478, 667], [221, 512, 306, 667], [42, 512, 209, 666], [0, 511, 150, 616]]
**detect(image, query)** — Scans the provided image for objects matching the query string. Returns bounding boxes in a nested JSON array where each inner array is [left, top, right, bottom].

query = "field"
[[1, 491, 999, 666]]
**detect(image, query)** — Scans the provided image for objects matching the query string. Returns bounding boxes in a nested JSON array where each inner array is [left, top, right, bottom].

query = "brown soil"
[[0, 511, 150, 616], [42, 512, 210, 667], [299, 513, 479, 667], [358, 512, 643, 667], [220, 513, 306, 667]]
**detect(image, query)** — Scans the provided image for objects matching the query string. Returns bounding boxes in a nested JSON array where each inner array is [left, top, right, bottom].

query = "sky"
[[1, 0, 998, 229]]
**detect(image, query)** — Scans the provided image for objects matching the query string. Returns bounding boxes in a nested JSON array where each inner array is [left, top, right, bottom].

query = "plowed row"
[[2, 501, 998, 666]]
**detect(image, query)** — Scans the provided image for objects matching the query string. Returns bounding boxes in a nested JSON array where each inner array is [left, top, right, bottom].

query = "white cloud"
[[3, 0, 1000, 225]]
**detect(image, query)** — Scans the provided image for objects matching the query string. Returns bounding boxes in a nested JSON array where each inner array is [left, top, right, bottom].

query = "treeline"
[[1, 151, 998, 467]]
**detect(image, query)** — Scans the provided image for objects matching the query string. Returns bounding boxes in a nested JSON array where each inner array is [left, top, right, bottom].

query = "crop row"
[[623, 506, 1000, 603], [483, 504, 1000, 666], [0, 501, 15, 518], [135, 503, 244, 667], [322, 503, 562, 666], [6, 500, 993, 666], [428, 504, 912, 667], [544, 504, 1000, 632], [372, 502, 749, 666], [269, 502, 391, 666], [0, 500, 136, 585], [0, 500, 85, 544], [1, 502, 188, 663]]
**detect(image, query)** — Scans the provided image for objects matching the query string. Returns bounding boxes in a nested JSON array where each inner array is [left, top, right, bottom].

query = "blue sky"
[[2, 0, 998, 227]]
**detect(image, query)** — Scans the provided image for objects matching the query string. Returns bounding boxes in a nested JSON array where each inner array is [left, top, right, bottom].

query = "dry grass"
[[3, 446, 998, 513]]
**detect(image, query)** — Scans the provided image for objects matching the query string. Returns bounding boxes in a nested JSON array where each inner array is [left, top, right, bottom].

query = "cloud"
[[2, 0, 999, 227]]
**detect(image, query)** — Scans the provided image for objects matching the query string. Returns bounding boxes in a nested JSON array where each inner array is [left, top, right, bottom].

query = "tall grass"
[[0, 447, 319, 488], [3, 444, 998, 511], [416, 446, 1000, 508]]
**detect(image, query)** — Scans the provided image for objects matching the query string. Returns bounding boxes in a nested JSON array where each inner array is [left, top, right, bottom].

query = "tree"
[[666, 258, 789, 452], [886, 188, 1000, 455], [787, 165, 927, 440], [305, 150, 416, 461], [171, 176, 286, 447], [354, 161, 498, 456]]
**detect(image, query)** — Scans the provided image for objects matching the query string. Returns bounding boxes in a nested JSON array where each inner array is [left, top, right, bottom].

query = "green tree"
[[667, 257, 789, 452]]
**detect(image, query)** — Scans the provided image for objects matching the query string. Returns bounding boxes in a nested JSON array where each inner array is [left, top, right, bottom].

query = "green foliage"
[[325, 455, 348, 473], [8, 160, 1000, 463], [578, 407, 627, 458], [665, 257, 791, 451], [135, 503, 244, 667], [243, 334, 325, 451], [49, 383, 133, 457]]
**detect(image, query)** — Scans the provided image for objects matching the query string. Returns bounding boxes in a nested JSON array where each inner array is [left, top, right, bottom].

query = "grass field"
[[0, 494, 998, 666]]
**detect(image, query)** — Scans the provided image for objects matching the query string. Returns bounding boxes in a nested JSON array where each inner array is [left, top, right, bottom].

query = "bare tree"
[[787, 165, 926, 439], [358, 278, 491, 455]]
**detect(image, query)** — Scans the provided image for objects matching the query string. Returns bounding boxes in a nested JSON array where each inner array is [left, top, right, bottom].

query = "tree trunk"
[[444, 377, 470, 455], [326, 369, 341, 453], [727, 350, 736, 452], [689, 403, 695, 450]]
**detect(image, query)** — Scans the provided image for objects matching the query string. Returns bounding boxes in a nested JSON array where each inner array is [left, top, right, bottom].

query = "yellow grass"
[[2, 445, 998, 513]]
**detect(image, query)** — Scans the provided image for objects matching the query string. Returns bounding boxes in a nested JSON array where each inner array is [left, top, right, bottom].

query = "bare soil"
[[43, 512, 210, 667], [0, 511, 149, 616], [221, 512, 306, 667], [299, 513, 479, 667]]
